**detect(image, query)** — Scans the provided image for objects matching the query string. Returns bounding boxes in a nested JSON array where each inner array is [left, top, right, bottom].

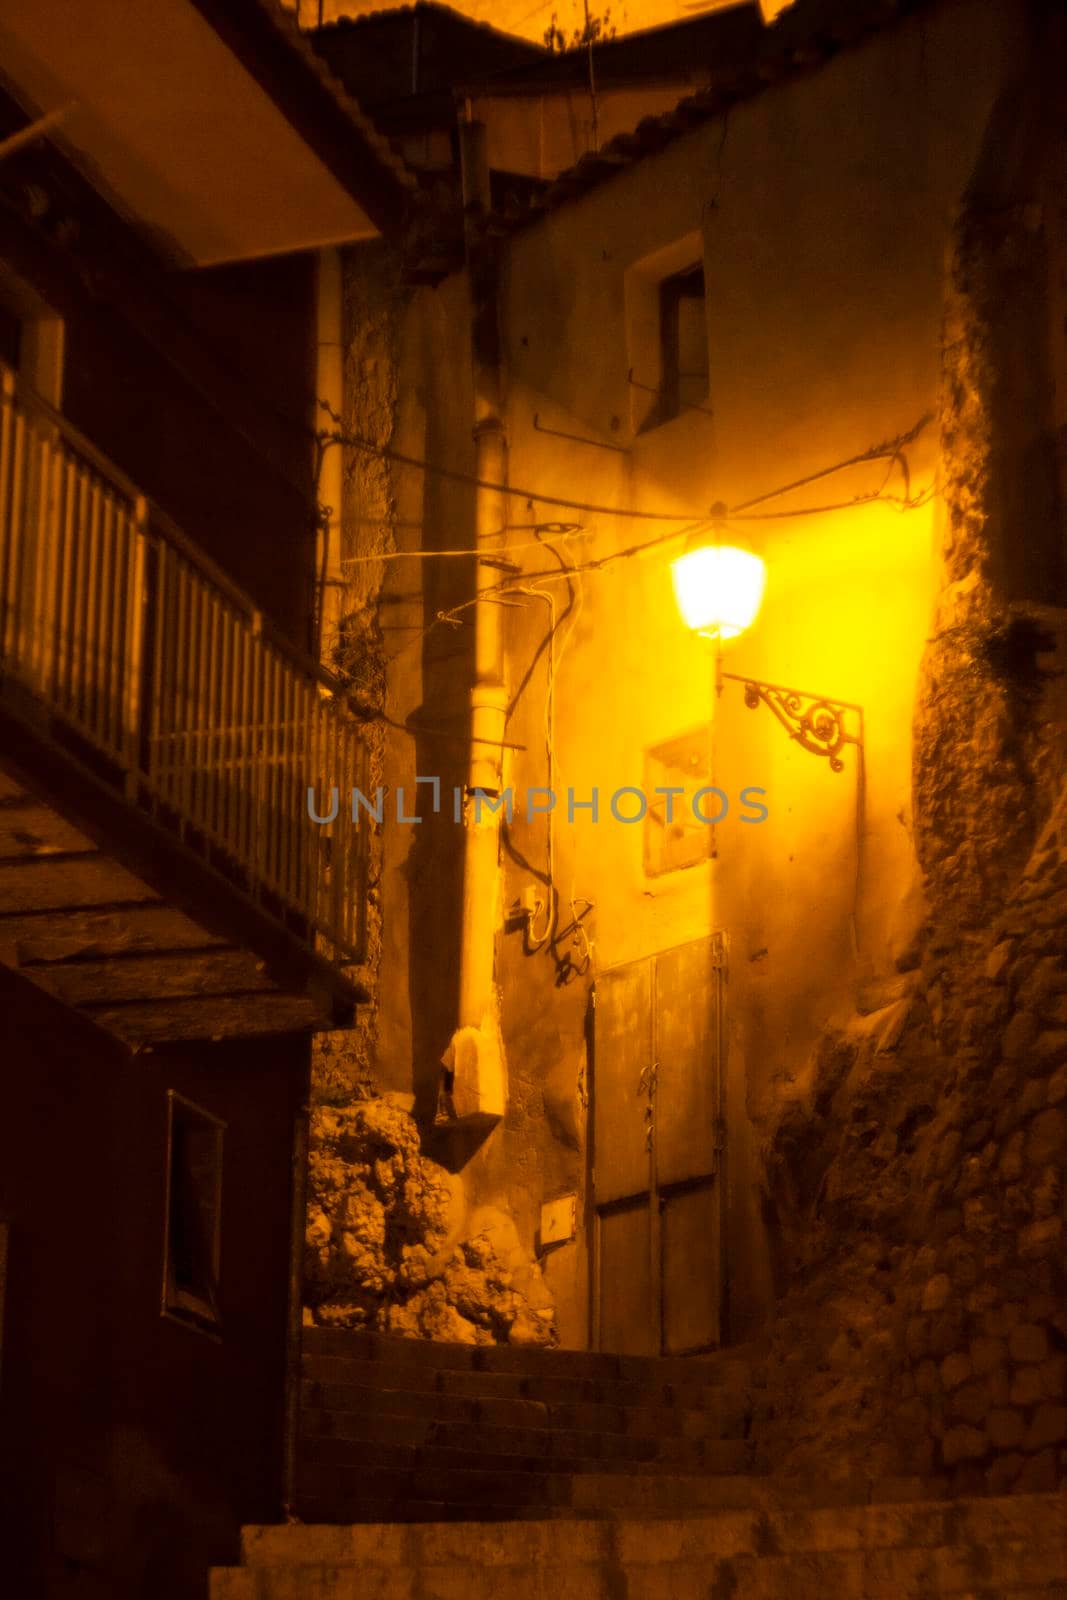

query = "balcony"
[[0, 365, 367, 1045]]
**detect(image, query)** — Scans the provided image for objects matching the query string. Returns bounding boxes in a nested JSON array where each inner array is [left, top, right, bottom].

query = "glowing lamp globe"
[[671, 538, 765, 641]]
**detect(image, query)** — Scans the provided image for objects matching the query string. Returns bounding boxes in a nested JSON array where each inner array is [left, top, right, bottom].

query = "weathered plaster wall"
[[311, 240, 404, 1113], [492, 0, 1035, 1345], [470, 86, 714, 181], [306, 252, 562, 1342]]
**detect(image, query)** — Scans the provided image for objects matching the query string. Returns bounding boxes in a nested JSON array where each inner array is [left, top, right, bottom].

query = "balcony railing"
[[0, 365, 366, 967]]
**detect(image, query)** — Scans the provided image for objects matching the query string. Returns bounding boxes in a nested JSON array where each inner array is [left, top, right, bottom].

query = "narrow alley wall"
[[492, 0, 1038, 1351], [304, 244, 561, 1345], [305, 0, 1067, 1411]]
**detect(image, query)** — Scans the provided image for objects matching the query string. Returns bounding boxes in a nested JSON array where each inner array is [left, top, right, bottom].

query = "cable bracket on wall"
[[532, 413, 630, 455]]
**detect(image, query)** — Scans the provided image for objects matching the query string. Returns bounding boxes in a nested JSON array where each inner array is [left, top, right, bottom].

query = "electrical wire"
[[325, 427, 716, 523], [510, 584, 556, 948], [508, 525, 587, 963], [325, 412, 934, 570], [361, 416, 935, 688], [382, 473, 935, 663], [727, 413, 932, 514], [339, 523, 584, 565]]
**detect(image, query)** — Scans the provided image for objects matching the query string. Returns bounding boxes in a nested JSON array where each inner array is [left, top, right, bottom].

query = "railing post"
[[0, 366, 17, 664], [125, 494, 150, 803]]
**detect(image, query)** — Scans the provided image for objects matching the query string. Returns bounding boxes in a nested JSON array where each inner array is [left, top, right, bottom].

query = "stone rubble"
[[755, 783, 1067, 1497], [305, 1093, 557, 1346]]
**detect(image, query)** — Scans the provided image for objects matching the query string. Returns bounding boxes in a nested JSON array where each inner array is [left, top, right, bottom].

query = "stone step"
[[295, 1331, 756, 1530], [301, 1328, 746, 1390], [212, 1565, 1066, 1600], [211, 1493, 1067, 1600], [293, 1465, 762, 1522], [302, 1401, 744, 1454], [298, 1426, 750, 1475], [301, 1354, 742, 1414], [238, 1494, 1067, 1564], [288, 1492, 766, 1526], [300, 1380, 747, 1439]]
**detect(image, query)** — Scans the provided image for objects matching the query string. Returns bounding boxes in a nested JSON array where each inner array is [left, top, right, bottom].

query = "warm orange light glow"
[[671, 542, 766, 640]]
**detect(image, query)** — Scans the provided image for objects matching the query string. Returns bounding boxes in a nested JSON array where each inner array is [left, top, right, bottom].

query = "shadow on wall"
[[407, 388, 472, 1133]]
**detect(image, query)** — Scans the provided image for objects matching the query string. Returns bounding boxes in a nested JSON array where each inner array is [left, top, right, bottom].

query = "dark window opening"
[[0, 303, 21, 373], [0, 268, 65, 406], [162, 1092, 224, 1335], [659, 266, 709, 422]]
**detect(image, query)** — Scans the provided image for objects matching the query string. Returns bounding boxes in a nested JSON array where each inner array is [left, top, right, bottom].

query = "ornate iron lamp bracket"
[[719, 671, 863, 773]]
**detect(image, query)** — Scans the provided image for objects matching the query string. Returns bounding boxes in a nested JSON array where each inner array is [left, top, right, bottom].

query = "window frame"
[[0, 263, 65, 408], [161, 1089, 226, 1339], [658, 265, 709, 425], [625, 233, 710, 436]]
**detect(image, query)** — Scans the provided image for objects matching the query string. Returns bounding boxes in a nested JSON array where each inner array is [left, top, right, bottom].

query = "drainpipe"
[[440, 115, 508, 1125], [314, 246, 344, 663]]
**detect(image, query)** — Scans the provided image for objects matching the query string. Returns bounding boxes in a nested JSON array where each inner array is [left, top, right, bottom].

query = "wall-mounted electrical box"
[[540, 1193, 577, 1251]]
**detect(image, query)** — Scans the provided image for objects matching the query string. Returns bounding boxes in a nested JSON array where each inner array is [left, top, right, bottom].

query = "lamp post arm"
[[718, 670, 863, 772]]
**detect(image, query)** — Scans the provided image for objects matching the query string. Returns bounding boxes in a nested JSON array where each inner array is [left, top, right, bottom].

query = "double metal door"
[[592, 933, 725, 1356]]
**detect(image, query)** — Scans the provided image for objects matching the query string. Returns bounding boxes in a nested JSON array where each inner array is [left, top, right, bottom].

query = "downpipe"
[[441, 118, 508, 1126]]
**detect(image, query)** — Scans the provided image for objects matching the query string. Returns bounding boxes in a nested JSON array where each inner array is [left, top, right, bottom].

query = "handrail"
[[7, 369, 348, 697], [0, 364, 366, 967]]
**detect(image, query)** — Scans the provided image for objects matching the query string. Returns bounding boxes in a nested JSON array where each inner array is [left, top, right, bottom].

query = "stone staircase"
[[211, 1490, 1067, 1597], [294, 1327, 756, 1524]]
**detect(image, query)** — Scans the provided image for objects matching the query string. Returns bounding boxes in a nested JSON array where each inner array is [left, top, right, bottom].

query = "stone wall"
[[749, 190, 1067, 1498], [754, 784, 1067, 1496]]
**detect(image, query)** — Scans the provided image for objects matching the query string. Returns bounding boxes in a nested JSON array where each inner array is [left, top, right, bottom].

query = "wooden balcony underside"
[[0, 764, 348, 1048]]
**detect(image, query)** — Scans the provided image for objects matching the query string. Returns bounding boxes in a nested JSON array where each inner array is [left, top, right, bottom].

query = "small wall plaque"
[[540, 1193, 577, 1251]]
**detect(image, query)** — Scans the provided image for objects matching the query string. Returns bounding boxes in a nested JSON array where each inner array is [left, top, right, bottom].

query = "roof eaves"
[[187, 0, 425, 236], [515, 0, 936, 233]]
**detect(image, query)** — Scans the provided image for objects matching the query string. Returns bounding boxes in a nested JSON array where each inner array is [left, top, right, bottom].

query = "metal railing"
[[0, 365, 366, 966]]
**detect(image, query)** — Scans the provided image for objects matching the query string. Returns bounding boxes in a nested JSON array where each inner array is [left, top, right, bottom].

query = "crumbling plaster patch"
[[310, 241, 405, 1111]]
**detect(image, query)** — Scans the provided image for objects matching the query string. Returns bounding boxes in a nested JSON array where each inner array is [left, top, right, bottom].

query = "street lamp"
[[670, 523, 765, 642], [672, 506, 862, 772]]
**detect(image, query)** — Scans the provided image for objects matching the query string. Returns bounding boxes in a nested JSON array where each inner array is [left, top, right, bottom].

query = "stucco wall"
[[490, 0, 1031, 1342]]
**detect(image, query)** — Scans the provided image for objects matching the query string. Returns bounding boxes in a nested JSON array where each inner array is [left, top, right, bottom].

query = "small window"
[[162, 1091, 224, 1335], [0, 304, 21, 372], [659, 266, 709, 422], [0, 265, 65, 406]]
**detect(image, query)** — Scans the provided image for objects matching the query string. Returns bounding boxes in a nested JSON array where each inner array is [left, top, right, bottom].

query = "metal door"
[[592, 933, 725, 1355]]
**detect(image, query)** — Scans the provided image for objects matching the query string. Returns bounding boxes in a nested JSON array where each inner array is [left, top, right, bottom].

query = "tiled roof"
[[309, 1, 547, 107], [466, 2, 764, 94], [510, 0, 936, 230]]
